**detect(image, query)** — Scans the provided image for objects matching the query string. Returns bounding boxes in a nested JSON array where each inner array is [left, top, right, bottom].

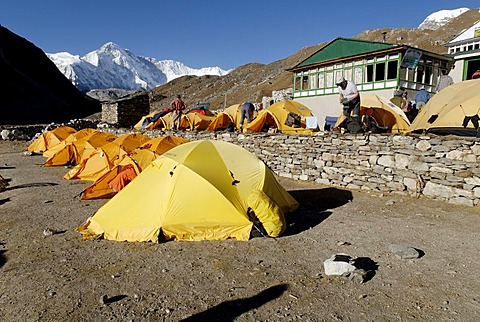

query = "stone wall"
[[102, 93, 150, 128], [133, 130, 480, 207], [4, 124, 480, 207]]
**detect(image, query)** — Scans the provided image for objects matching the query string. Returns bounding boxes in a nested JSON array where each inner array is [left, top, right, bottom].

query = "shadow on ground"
[[5, 182, 58, 191], [284, 187, 353, 236], [354, 257, 379, 282], [180, 284, 288, 322], [0, 198, 10, 205], [0, 242, 7, 269]]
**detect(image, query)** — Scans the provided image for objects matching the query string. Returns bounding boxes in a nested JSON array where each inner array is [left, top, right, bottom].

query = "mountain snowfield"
[[47, 42, 232, 92], [418, 7, 470, 30], [47, 8, 470, 92]]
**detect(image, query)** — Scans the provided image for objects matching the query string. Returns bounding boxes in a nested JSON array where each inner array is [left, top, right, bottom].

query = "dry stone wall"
[[133, 130, 479, 207], [5, 124, 480, 207]]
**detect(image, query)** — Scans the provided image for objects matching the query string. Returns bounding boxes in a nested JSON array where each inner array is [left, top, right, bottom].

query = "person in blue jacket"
[[414, 88, 430, 110]]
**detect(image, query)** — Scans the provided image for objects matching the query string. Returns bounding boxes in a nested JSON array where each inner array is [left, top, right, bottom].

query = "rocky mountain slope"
[[147, 9, 480, 112], [0, 26, 100, 125]]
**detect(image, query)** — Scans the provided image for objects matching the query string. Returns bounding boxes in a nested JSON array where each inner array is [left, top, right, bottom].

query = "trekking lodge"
[[287, 37, 455, 129]]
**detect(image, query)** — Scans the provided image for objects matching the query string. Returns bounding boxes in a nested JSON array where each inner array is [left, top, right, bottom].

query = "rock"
[[386, 199, 395, 205], [99, 295, 108, 305], [389, 244, 421, 259], [416, 140, 431, 152], [1, 130, 13, 140], [43, 228, 54, 237], [323, 254, 356, 277]]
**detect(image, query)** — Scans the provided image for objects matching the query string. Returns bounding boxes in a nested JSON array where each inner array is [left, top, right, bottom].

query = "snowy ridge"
[[146, 58, 232, 82], [47, 42, 232, 92], [418, 8, 470, 30]]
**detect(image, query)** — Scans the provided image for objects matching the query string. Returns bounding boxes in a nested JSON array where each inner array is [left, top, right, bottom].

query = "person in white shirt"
[[336, 76, 360, 123], [435, 69, 454, 93]]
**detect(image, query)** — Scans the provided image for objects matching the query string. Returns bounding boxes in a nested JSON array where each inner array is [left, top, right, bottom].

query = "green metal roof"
[[294, 37, 399, 68]]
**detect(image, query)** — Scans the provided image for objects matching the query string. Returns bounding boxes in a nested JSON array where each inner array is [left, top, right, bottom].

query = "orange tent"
[[64, 133, 150, 180], [44, 131, 117, 167], [81, 136, 189, 199], [206, 104, 243, 131], [42, 128, 97, 159], [27, 126, 77, 154]]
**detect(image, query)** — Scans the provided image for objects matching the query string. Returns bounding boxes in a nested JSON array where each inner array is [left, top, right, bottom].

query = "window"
[[365, 65, 374, 82], [375, 62, 385, 81], [310, 74, 318, 89], [416, 66, 424, 83], [354, 67, 363, 84], [301, 75, 309, 90], [424, 66, 432, 85], [294, 77, 301, 91], [318, 73, 325, 88], [387, 61, 398, 79]]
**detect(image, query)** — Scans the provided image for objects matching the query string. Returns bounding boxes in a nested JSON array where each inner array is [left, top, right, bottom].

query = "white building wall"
[[451, 59, 465, 83], [294, 88, 396, 130]]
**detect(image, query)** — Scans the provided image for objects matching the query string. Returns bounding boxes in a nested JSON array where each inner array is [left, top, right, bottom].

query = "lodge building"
[[287, 38, 454, 129]]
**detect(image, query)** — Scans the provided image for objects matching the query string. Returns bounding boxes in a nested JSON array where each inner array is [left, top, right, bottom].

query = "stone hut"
[[102, 92, 150, 128]]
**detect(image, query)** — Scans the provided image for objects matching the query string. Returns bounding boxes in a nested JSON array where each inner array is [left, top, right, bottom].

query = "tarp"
[[334, 94, 411, 133], [134, 108, 172, 130], [27, 126, 77, 154], [408, 79, 480, 136], [78, 140, 299, 242], [64, 133, 150, 181], [81, 135, 189, 199], [44, 131, 117, 167], [245, 100, 318, 134], [206, 104, 243, 131]]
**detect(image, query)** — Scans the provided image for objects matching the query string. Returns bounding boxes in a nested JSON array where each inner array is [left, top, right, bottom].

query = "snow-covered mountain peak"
[[47, 42, 232, 92], [418, 8, 470, 30]]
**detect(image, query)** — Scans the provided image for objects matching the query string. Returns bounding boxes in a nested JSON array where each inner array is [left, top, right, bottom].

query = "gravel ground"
[[0, 140, 479, 321]]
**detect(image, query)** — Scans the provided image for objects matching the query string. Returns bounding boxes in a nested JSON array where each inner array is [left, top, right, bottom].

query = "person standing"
[[336, 76, 360, 123], [390, 89, 404, 108], [239, 101, 255, 131], [170, 94, 187, 131], [435, 69, 454, 93], [414, 88, 430, 111]]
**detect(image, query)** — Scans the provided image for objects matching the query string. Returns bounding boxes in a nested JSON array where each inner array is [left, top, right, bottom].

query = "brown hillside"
[[147, 9, 480, 112]]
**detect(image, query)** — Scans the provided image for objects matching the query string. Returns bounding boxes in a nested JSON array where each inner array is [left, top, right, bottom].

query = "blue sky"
[[1, 0, 479, 70]]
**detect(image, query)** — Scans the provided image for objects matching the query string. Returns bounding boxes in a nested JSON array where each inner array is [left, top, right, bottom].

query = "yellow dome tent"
[[334, 94, 411, 133], [64, 133, 151, 181], [408, 79, 480, 136], [206, 104, 243, 131], [78, 140, 299, 242], [180, 112, 215, 131], [81, 135, 189, 199], [44, 131, 117, 167], [245, 100, 317, 134], [27, 126, 77, 154]]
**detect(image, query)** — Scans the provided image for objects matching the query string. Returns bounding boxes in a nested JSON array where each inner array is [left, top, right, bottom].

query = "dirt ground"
[[0, 139, 479, 322]]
